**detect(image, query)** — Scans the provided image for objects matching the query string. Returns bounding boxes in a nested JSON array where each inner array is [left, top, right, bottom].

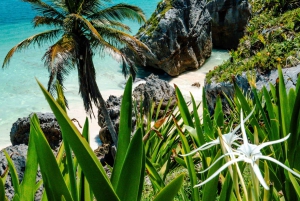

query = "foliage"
[[137, 0, 174, 37], [206, 3, 300, 83], [0, 77, 184, 200], [177, 67, 300, 200]]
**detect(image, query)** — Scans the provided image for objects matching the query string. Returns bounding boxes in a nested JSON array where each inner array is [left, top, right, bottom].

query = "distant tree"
[[2, 0, 149, 145]]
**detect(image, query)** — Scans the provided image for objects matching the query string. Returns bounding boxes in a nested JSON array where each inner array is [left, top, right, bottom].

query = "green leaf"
[[190, 93, 205, 147], [202, 150, 222, 201], [145, 157, 165, 191], [36, 79, 119, 201], [153, 173, 184, 201], [19, 123, 39, 201], [111, 76, 133, 188], [173, 117, 200, 201], [115, 128, 145, 201], [214, 96, 224, 127], [219, 172, 234, 201], [175, 86, 193, 126], [4, 151, 20, 196], [30, 114, 73, 201], [0, 175, 6, 201]]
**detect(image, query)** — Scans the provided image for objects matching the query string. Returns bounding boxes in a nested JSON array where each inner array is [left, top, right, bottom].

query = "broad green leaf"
[[19, 123, 39, 201], [36, 80, 119, 201], [190, 94, 205, 147], [219, 172, 234, 201], [12, 194, 20, 201], [278, 66, 290, 140], [214, 96, 224, 128], [30, 114, 73, 201], [4, 151, 20, 196], [153, 173, 184, 201], [202, 150, 222, 201], [145, 157, 165, 190], [173, 117, 200, 201], [263, 161, 271, 201], [202, 88, 213, 140], [115, 128, 144, 201], [0, 175, 6, 201], [111, 76, 133, 188], [175, 86, 193, 126], [288, 75, 300, 169]]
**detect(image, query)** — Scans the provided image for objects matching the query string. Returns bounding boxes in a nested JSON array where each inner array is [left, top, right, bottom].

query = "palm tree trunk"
[[96, 89, 118, 146], [77, 40, 118, 147]]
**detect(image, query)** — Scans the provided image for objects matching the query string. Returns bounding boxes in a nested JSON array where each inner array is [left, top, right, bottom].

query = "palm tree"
[[2, 0, 148, 146]]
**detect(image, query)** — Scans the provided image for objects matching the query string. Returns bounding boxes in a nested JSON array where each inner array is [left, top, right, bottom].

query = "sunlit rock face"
[[125, 0, 212, 76]]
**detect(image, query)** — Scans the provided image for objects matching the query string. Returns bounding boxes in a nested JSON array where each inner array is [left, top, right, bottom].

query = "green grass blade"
[[4, 151, 20, 196], [145, 157, 165, 190], [19, 123, 39, 201], [137, 147, 146, 201], [63, 140, 77, 201], [173, 117, 200, 201], [153, 173, 184, 201], [214, 96, 224, 128], [190, 93, 205, 147], [219, 172, 234, 201], [36, 80, 119, 201], [202, 150, 222, 201], [115, 128, 144, 201], [111, 76, 133, 188], [12, 194, 20, 201], [30, 114, 73, 201], [175, 86, 193, 126], [288, 76, 300, 168], [278, 66, 290, 139], [202, 88, 213, 139], [0, 174, 6, 201]]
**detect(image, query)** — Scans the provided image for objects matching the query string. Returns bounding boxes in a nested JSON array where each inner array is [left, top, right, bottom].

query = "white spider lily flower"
[[194, 110, 300, 190], [182, 108, 255, 157]]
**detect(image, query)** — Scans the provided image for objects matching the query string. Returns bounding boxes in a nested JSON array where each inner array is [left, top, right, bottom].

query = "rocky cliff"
[[126, 0, 212, 76], [207, 0, 251, 49]]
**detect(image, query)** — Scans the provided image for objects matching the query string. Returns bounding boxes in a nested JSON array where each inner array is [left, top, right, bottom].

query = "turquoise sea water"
[[0, 0, 162, 148], [0, 0, 229, 149]]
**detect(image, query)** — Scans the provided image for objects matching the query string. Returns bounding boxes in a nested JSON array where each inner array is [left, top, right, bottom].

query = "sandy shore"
[[0, 50, 228, 151]]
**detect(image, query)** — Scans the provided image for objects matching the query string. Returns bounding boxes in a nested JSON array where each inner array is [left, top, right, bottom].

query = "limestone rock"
[[207, 0, 252, 49], [125, 0, 212, 76], [133, 74, 177, 118], [204, 65, 300, 113], [98, 74, 176, 144], [10, 113, 61, 150], [0, 144, 43, 200]]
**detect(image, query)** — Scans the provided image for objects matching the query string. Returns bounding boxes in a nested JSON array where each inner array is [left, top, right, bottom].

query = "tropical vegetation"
[[2, 0, 149, 146], [206, 0, 300, 83]]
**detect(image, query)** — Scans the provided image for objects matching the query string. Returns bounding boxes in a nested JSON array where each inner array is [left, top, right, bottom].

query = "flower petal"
[[258, 155, 300, 179], [252, 163, 269, 190], [254, 133, 290, 152], [180, 140, 219, 156], [194, 158, 245, 188]]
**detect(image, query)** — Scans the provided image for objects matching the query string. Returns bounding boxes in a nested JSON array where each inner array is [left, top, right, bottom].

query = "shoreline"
[[0, 50, 229, 151]]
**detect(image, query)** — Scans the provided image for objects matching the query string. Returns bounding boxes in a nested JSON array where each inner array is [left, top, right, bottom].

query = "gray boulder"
[[207, 0, 251, 49], [0, 144, 43, 200], [10, 113, 61, 150], [204, 65, 300, 113], [98, 74, 176, 143], [133, 74, 177, 118], [125, 0, 212, 76]]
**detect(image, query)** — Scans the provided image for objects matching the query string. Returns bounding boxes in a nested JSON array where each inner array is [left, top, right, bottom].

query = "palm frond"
[[43, 35, 77, 103], [92, 19, 131, 32], [88, 3, 146, 24], [22, 0, 65, 20], [34, 16, 63, 27], [65, 13, 123, 58], [2, 29, 62, 68]]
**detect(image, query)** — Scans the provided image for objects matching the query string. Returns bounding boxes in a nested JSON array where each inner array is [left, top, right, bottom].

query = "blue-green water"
[[0, 0, 229, 149], [0, 0, 162, 148]]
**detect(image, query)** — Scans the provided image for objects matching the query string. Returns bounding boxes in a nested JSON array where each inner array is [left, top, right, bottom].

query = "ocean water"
[[0, 0, 229, 149]]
